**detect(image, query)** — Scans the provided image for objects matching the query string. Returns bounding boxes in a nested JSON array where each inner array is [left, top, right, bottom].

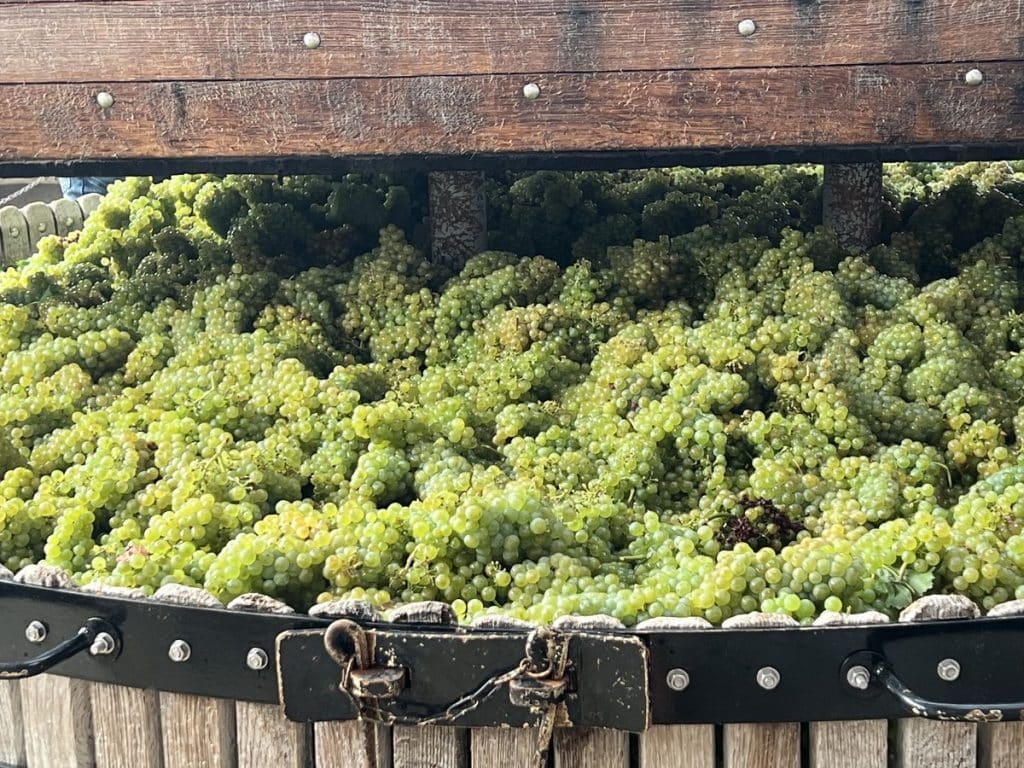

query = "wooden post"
[[822, 163, 883, 251], [428, 171, 487, 272], [0, 680, 26, 768], [52, 197, 84, 237], [90, 683, 164, 768], [979, 600, 1024, 768], [0, 206, 31, 265]]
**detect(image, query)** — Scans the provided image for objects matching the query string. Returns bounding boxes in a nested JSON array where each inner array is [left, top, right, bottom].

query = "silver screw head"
[[246, 648, 269, 671], [522, 82, 541, 100], [737, 19, 757, 37], [90, 632, 116, 656], [965, 69, 984, 87], [666, 668, 690, 691], [846, 665, 871, 690], [937, 658, 961, 682], [168, 639, 192, 663], [25, 621, 47, 644], [303, 32, 322, 49], [96, 91, 115, 109], [756, 666, 781, 690]]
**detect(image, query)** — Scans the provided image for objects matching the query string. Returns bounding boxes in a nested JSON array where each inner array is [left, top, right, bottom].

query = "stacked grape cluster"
[[2, 163, 1024, 626]]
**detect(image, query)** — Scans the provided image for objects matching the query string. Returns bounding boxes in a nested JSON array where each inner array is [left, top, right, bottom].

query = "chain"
[[0, 178, 47, 209]]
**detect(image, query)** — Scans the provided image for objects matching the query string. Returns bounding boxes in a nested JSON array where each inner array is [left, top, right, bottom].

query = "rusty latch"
[[325, 619, 407, 711], [349, 667, 407, 699]]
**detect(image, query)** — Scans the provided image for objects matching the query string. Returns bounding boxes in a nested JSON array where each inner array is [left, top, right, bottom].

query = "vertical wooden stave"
[[77, 194, 104, 220], [0, 565, 26, 768], [21, 201, 56, 252], [427, 171, 487, 272], [0, 206, 31, 266], [89, 682, 163, 768], [822, 163, 884, 251], [979, 600, 1024, 768], [51, 197, 84, 237]]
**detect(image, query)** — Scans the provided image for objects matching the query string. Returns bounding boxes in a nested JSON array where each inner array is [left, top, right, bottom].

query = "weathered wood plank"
[[90, 683, 163, 768], [392, 726, 467, 768], [428, 171, 487, 271], [22, 201, 57, 252], [0, 206, 31, 265], [554, 728, 629, 768], [809, 721, 886, 768], [723, 722, 800, 768], [52, 197, 84, 237], [980, 722, 1024, 768], [20, 675, 94, 768], [896, 720, 976, 768], [0, 680, 26, 768], [0, 0, 1019, 85], [823, 163, 883, 251], [470, 728, 537, 768], [314, 722, 391, 768], [638, 724, 715, 768], [159, 693, 237, 768], [235, 701, 310, 768], [0, 63, 1020, 170]]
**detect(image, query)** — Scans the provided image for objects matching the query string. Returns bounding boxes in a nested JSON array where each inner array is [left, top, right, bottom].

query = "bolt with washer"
[[845, 665, 871, 691], [90, 632, 117, 656], [25, 621, 47, 644], [168, 639, 192, 663], [756, 666, 781, 690], [246, 648, 269, 671], [937, 658, 961, 682], [666, 668, 690, 691]]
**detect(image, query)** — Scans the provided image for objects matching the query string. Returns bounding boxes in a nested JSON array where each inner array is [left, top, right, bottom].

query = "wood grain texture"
[[0, 680, 26, 767], [823, 163, 883, 251], [554, 728, 629, 768], [896, 719, 976, 768], [19, 674, 94, 768], [980, 722, 1024, 768], [638, 725, 715, 768], [22, 201, 57, 251], [470, 728, 538, 768], [90, 683, 163, 768], [314, 721, 391, 768], [0, 62, 1020, 168], [428, 171, 487, 270], [0, 207, 31, 266], [0, 0, 1019, 85], [51, 197, 84, 237], [392, 726, 467, 768], [235, 702, 310, 768], [159, 693, 237, 768], [809, 721, 886, 768], [723, 723, 800, 768]]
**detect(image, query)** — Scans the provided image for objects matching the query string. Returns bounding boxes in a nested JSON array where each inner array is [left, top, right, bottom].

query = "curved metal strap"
[[874, 662, 1024, 722], [0, 618, 114, 680]]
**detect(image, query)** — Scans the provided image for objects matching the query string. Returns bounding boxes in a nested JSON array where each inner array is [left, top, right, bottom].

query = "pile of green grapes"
[[2, 162, 1024, 626]]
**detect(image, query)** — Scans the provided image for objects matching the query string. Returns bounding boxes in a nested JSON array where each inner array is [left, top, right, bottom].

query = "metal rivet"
[[303, 32, 321, 49], [665, 668, 690, 691], [96, 91, 114, 109], [246, 648, 269, 671], [168, 639, 191, 663], [756, 666, 781, 690], [90, 632, 116, 656], [65, 218, 75, 226], [522, 83, 541, 100], [37, 222, 47, 233], [846, 665, 871, 690], [737, 19, 757, 37], [965, 69, 984, 87], [937, 658, 961, 682], [25, 621, 47, 644], [10, 227, 19, 238]]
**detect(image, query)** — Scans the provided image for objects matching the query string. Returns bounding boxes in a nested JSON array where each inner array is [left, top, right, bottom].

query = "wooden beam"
[[0, 63, 1019, 170], [0, 1, 1018, 85]]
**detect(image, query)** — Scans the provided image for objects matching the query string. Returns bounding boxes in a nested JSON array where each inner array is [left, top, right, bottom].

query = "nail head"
[[965, 69, 984, 86], [522, 82, 541, 100], [96, 91, 114, 109], [737, 19, 757, 37], [303, 32, 322, 49]]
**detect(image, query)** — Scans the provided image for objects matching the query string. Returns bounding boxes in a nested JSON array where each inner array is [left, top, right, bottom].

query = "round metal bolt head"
[[96, 91, 115, 109], [90, 632, 116, 656], [37, 222, 47, 233], [246, 647, 269, 671], [10, 227, 19, 238], [937, 658, 961, 682], [168, 639, 192, 663], [737, 19, 757, 37], [756, 666, 781, 690], [522, 83, 541, 100], [846, 665, 871, 690], [965, 69, 984, 87], [666, 668, 690, 691], [303, 32, 321, 49], [25, 621, 47, 644]]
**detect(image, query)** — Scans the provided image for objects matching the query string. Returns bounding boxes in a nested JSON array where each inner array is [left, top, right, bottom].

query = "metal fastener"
[[737, 19, 757, 37], [666, 668, 690, 691], [25, 621, 47, 644], [246, 648, 269, 671], [37, 222, 47, 233], [756, 666, 781, 690], [522, 83, 541, 100], [846, 665, 871, 690], [10, 227, 19, 238], [168, 639, 192, 663], [937, 658, 961, 682], [965, 69, 984, 87], [90, 632, 116, 656], [303, 32, 322, 49], [96, 91, 115, 109]]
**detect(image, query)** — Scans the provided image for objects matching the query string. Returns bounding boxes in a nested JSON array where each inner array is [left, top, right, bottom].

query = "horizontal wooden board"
[[0, 0, 1019, 85], [0, 62, 1021, 171]]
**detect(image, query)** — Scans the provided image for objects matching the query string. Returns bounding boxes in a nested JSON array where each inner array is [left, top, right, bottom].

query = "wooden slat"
[[809, 721, 886, 768], [471, 728, 537, 768], [723, 722, 800, 768], [51, 197, 84, 236], [22, 201, 57, 251], [0, 1, 1018, 85], [90, 683, 163, 768], [314, 722, 391, 768], [159, 693, 237, 768], [19, 675, 94, 768], [0, 680, 26, 768], [896, 720, 976, 768], [428, 171, 487, 271], [0, 63, 1020, 170], [392, 726, 467, 768], [0, 206, 31, 265], [980, 722, 1024, 768], [77, 194, 103, 219], [235, 702, 310, 768], [639, 724, 715, 768], [554, 728, 629, 768]]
